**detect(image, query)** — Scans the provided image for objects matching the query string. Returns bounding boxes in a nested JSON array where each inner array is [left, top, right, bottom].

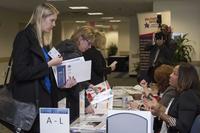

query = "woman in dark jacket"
[[55, 26, 96, 123], [10, 3, 76, 132], [56, 39, 91, 123]]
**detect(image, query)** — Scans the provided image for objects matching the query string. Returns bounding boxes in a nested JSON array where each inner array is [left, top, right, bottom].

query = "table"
[[70, 86, 153, 133]]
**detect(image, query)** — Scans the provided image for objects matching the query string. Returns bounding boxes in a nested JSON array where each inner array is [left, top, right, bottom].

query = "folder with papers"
[[52, 57, 91, 87]]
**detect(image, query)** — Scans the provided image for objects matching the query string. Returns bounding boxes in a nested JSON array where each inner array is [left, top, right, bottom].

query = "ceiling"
[[0, 0, 153, 21]]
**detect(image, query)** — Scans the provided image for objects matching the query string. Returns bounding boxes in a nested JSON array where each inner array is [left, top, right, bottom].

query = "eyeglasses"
[[81, 36, 92, 46]]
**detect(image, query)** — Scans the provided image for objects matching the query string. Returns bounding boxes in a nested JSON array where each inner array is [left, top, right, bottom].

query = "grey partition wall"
[[106, 113, 148, 133]]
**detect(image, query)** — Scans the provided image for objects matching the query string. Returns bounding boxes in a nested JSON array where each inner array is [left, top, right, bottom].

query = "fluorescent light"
[[69, 6, 89, 10], [95, 25, 110, 28], [101, 17, 114, 20], [46, 0, 66, 1], [95, 25, 104, 27], [75, 21, 86, 23], [109, 20, 121, 23], [88, 12, 103, 15]]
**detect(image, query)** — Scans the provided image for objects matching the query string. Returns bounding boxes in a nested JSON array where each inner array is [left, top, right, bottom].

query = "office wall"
[[118, 20, 130, 55], [153, 0, 200, 61], [61, 21, 78, 40], [105, 31, 119, 56], [0, 8, 29, 84], [0, 9, 28, 57]]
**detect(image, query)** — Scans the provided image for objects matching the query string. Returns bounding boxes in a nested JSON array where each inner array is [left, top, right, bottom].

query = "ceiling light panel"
[[101, 17, 114, 20], [69, 6, 89, 10], [88, 12, 103, 15], [75, 21, 87, 23], [109, 20, 121, 23]]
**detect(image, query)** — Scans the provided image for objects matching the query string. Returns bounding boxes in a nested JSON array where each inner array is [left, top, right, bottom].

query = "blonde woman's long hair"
[[26, 3, 59, 46], [93, 31, 106, 50]]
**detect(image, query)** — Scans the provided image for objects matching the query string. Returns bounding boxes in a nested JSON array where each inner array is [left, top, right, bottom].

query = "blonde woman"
[[71, 26, 95, 53], [10, 3, 76, 132], [55, 26, 96, 123]]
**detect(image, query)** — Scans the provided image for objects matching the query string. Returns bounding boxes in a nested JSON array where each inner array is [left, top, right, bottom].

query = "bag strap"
[[4, 52, 13, 86]]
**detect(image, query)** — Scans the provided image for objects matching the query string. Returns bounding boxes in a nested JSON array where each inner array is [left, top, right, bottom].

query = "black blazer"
[[167, 89, 200, 133], [83, 46, 111, 85], [146, 40, 176, 68], [160, 86, 176, 107], [11, 25, 59, 108]]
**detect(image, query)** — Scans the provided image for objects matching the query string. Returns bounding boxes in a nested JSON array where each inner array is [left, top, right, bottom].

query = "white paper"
[[86, 81, 111, 102], [58, 98, 66, 108], [48, 47, 61, 59], [93, 97, 113, 114], [62, 57, 85, 64], [70, 114, 106, 132], [65, 60, 91, 83], [71, 120, 103, 132], [52, 57, 91, 86], [91, 89, 113, 105], [52, 57, 85, 78], [79, 90, 85, 117], [110, 61, 118, 66]]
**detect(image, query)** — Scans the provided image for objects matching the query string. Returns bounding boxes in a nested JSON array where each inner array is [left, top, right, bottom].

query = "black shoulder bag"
[[0, 55, 38, 132]]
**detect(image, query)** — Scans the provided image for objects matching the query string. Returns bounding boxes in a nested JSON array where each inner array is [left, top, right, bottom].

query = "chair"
[[106, 112, 148, 133], [190, 114, 200, 133]]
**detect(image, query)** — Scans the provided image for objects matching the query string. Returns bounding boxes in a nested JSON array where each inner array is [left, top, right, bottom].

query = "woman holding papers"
[[70, 26, 96, 115], [10, 3, 76, 132], [55, 26, 95, 123], [144, 63, 200, 133], [83, 31, 116, 85]]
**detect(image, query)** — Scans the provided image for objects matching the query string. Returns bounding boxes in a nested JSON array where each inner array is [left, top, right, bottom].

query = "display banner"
[[40, 108, 70, 133], [137, 11, 171, 80]]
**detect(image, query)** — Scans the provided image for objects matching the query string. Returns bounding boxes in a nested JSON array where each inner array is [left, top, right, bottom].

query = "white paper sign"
[[40, 108, 70, 133]]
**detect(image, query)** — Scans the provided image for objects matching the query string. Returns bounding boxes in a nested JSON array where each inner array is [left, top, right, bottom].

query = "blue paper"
[[57, 65, 66, 87]]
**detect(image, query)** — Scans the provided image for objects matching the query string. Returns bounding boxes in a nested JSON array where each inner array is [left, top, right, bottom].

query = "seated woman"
[[129, 64, 176, 110], [153, 64, 176, 132], [144, 62, 200, 133], [154, 64, 176, 107]]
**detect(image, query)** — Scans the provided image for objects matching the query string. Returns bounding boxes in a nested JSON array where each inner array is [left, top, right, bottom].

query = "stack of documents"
[[70, 114, 106, 133], [85, 81, 113, 114], [52, 57, 91, 87], [86, 81, 113, 105], [86, 81, 111, 102]]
